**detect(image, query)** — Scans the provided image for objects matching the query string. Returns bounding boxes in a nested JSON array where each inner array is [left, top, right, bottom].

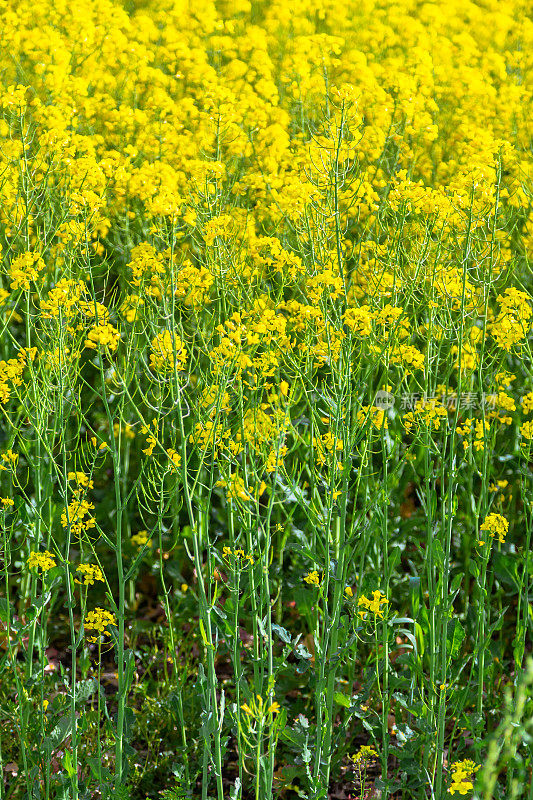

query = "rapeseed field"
[[0, 1, 532, 798]]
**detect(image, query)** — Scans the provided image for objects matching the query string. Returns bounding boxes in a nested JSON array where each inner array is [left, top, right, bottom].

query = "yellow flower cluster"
[[8, 252, 45, 291], [215, 473, 264, 503], [75, 564, 104, 586], [61, 496, 96, 538], [480, 513, 509, 544], [351, 745, 378, 765], [0, 0, 531, 791], [357, 590, 389, 620], [0, 450, 18, 472], [304, 570, 321, 587], [241, 694, 280, 720], [456, 418, 490, 452], [357, 405, 387, 431], [448, 759, 479, 796], [222, 546, 254, 566], [27, 551, 57, 572], [84, 608, 117, 643], [131, 530, 152, 548], [403, 399, 448, 435], [0, 349, 37, 405], [149, 331, 187, 373]]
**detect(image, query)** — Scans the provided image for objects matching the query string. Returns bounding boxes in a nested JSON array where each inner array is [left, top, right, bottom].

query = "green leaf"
[[44, 715, 72, 755], [450, 572, 464, 595], [389, 546, 402, 572], [272, 624, 291, 644], [432, 540, 445, 569], [62, 749, 77, 779], [333, 691, 351, 708], [75, 678, 98, 705], [446, 618, 465, 661], [493, 552, 520, 590], [0, 598, 11, 624], [469, 560, 479, 579]]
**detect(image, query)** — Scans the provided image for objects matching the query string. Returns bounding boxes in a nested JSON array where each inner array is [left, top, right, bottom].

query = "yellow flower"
[[141, 419, 158, 456], [84, 608, 117, 642], [166, 448, 181, 473], [521, 392, 533, 415], [448, 759, 479, 796], [68, 472, 93, 489], [27, 551, 56, 572], [75, 564, 104, 586], [351, 745, 378, 765], [149, 331, 187, 373], [0, 450, 18, 471], [357, 590, 389, 619], [9, 251, 45, 291], [304, 570, 321, 586], [131, 530, 152, 548], [222, 546, 254, 565], [480, 513, 508, 544], [241, 693, 280, 720], [520, 420, 533, 440], [215, 473, 251, 503], [61, 497, 96, 537], [85, 322, 121, 352]]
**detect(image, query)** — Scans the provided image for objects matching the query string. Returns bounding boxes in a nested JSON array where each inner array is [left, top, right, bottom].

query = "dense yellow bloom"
[[521, 392, 533, 415], [9, 252, 45, 291], [0, 349, 36, 405], [0, 0, 532, 787], [84, 608, 117, 642], [40, 280, 85, 320], [76, 564, 104, 585], [491, 289, 533, 351], [27, 551, 56, 571], [480, 513, 508, 544], [520, 420, 533, 440], [304, 570, 321, 586], [85, 322, 121, 352], [448, 759, 479, 796], [149, 331, 187, 372]]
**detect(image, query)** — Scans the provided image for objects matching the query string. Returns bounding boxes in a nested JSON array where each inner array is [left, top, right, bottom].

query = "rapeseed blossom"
[[448, 759, 479, 796], [0, 0, 531, 795], [27, 551, 57, 572], [357, 590, 389, 620], [480, 513, 509, 544], [75, 564, 104, 586], [84, 608, 117, 643]]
